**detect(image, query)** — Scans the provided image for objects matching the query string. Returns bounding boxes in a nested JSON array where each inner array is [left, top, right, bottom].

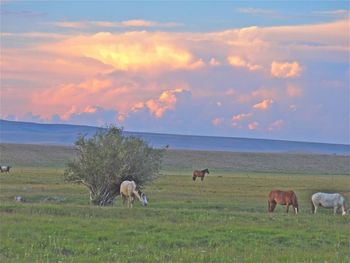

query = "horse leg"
[[269, 201, 276, 212], [341, 205, 346, 216], [268, 200, 273, 212], [333, 206, 338, 215], [121, 195, 127, 207], [286, 204, 290, 213], [130, 196, 135, 208], [201, 176, 204, 181]]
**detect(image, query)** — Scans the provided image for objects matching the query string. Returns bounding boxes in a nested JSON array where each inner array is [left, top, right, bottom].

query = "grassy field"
[[0, 144, 350, 262]]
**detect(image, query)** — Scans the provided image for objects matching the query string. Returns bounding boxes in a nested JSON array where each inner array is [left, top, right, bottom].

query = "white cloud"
[[271, 61, 302, 78]]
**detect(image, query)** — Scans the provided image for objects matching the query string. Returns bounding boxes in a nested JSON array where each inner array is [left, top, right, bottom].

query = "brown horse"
[[192, 169, 209, 181], [268, 190, 299, 214]]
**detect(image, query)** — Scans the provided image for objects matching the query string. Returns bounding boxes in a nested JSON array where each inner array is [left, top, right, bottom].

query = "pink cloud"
[[287, 84, 303, 97], [145, 89, 188, 118], [253, 99, 274, 110], [1, 17, 348, 138], [232, 112, 253, 121], [52, 19, 180, 29], [270, 61, 302, 78], [227, 56, 262, 71], [212, 117, 224, 126], [252, 88, 279, 100], [248, 122, 259, 130], [209, 58, 221, 66]]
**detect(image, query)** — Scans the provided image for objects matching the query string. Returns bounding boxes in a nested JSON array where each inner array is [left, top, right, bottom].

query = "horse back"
[[193, 170, 202, 177], [120, 180, 137, 196], [269, 190, 297, 204]]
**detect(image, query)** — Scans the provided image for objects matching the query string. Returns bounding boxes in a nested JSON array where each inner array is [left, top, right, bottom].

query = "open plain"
[[0, 144, 349, 262]]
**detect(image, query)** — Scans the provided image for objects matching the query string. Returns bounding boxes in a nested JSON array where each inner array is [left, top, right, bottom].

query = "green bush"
[[64, 126, 164, 206]]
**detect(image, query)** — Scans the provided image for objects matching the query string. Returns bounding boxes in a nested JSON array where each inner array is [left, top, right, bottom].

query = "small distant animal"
[[119, 180, 148, 208], [268, 190, 299, 214], [192, 169, 210, 181], [311, 192, 347, 216], [0, 166, 11, 173], [14, 196, 25, 202]]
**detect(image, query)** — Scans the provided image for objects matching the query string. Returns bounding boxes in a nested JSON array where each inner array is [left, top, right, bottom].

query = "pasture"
[[0, 144, 350, 262]]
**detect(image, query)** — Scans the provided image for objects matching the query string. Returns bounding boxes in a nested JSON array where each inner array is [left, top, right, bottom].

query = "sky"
[[1, 1, 349, 144]]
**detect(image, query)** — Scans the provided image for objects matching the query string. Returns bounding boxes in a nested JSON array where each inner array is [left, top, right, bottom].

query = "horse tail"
[[311, 199, 315, 214]]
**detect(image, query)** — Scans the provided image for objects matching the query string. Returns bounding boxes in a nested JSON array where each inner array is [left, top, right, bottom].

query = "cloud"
[[227, 56, 262, 71], [248, 121, 259, 130], [268, 120, 284, 131], [270, 61, 302, 78], [231, 112, 253, 129], [52, 19, 180, 29], [236, 8, 280, 17], [253, 99, 274, 110], [1, 10, 47, 18], [252, 88, 279, 100], [1, 17, 349, 142], [212, 117, 223, 126], [145, 89, 188, 118], [42, 32, 204, 72], [313, 9, 349, 18], [232, 112, 253, 121], [287, 84, 303, 97], [209, 58, 221, 66], [63, 106, 118, 126]]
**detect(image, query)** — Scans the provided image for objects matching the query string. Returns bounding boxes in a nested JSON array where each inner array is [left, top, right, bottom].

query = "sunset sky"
[[1, 1, 349, 144]]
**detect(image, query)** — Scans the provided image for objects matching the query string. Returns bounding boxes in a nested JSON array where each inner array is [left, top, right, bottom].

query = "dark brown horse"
[[192, 169, 209, 181], [268, 190, 299, 214]]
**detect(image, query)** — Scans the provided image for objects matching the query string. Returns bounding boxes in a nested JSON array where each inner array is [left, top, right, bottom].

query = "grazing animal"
[[0, 166, 11, 173], [268, 190, 299, 214], [119, 180, 148, 208], [311, 192, 347, 216], [14, 196, 25, 202], [192, 169, 210, 181]]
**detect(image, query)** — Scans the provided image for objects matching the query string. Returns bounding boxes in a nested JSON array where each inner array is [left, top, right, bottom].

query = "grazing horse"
[[311, 192, 347, 216], [268, 190, 299, 214], [192, 169, 210, 181], [119, 180, 148, 208], [0, 166, 11, 173]]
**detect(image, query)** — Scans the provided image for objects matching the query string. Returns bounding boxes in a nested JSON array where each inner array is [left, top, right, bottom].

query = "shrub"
[[64, 126, 164, 206]]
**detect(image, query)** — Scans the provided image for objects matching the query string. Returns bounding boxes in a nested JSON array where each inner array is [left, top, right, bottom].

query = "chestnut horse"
[[268, 190, 299, 214], [192, 169, 209, 181]]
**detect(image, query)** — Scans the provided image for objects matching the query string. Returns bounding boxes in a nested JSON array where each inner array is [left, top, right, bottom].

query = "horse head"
[[293, 202, 299, 214], [291, 191, 299, 214], [138, 190, 148, 206]]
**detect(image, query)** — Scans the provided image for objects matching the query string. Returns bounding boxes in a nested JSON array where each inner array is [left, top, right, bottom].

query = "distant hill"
[[0, 120, 349, 155]]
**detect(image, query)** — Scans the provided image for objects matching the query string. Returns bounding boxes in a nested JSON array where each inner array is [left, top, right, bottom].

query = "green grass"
[[1, 166, 350, 262]]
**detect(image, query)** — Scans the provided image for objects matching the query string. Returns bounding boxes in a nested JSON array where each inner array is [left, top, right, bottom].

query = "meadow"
[[0, 144, 349, 262]]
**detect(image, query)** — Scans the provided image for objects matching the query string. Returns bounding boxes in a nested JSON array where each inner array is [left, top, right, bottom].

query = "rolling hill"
[[0, 119, 349, 155]]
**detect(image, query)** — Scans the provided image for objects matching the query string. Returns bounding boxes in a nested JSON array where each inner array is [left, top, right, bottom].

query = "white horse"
[[311, 192, 347, 216], [119, 180, 148, 208]]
